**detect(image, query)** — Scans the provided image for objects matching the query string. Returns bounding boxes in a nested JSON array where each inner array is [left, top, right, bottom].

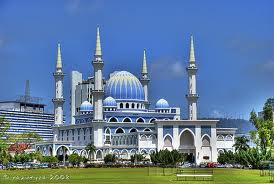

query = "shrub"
[[130, 154, 144, 163], [104, 154, 116, 164]]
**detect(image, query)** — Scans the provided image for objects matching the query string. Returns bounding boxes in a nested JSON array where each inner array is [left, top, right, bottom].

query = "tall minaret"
[[186, 35, 199, 120], [53, 43, 65, 125], [92, 27, 104, 122], [140, 49, 150, 108]]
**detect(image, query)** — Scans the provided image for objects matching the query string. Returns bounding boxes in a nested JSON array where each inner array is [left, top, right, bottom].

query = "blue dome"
[[105, 71, 145, 101], [103, 96, 117, 107], [155, 99, 169, 109], [80, 101, 93, 112]]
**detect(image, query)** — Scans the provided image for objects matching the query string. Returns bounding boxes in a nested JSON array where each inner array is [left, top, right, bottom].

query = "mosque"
[[35, 27, 236, 164]]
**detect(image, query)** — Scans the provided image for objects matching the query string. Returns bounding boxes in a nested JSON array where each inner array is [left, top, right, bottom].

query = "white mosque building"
[[36, 27, 236, 164]]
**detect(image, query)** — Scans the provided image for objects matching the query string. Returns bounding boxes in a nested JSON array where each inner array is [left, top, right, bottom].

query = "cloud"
[[0, 35, 7, 48], [229, 38, 274, 53], [65, 0, 103, 14], [261, 60, 274, 71], [151, 58, 185, 79], [0, 39, 4, 47], [211, 110, 224, 118]]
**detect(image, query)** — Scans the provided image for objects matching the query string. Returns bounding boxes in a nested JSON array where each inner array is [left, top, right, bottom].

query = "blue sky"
[[0, 0, 273, 120]]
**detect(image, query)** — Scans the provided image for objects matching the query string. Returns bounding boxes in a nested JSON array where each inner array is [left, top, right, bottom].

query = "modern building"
[[36, 27, 237, 164], [0, 98, 54, 141]]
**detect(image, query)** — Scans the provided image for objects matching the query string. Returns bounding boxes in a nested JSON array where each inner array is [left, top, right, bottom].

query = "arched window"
[[144, 128, 151, 132], [149, 118, 156, 123], [202, 136, 210, 146], [126, 103, 129, 108], [116, 128, 125, 134], [217, 135, 224, 141], [120, 103, 123, 108], [131, 103, 135, 108], [105, 128, 111, 144], [137, 104, 139, 109], [129, 128, 137, 133], [136, 118, 145, 123], [123, 117, 131, 122], [109, 117, 118, 122], [164, 135, 172, 147], [226, 135, 233, 141], [140, 135, 147, 141]]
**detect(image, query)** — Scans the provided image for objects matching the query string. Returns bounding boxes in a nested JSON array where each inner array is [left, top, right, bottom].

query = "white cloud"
[[65, 0, 103, 14], [151, 59, 185, 79], [0, 39, 4, 47], [211, 110, 224, 118], [261, 60, 274, 71]]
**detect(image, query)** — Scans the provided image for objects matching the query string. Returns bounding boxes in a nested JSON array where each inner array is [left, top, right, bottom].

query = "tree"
[[104, 154, 116, 164], [85, 143, 96, 162], [218, 147, 271, 169], [233, 136, 250, 152], [150, 149, 186, 167], [130, 154, 144, 163], [42, 156, 58, 163], [68, 153, 84, 167], [249, 99, 274, 152]]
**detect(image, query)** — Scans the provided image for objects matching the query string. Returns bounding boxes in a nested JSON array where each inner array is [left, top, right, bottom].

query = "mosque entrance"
[[179, 130, 196, 163]]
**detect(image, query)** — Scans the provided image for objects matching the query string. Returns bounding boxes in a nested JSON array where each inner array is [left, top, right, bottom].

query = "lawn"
[[0, 168, 271, 184]]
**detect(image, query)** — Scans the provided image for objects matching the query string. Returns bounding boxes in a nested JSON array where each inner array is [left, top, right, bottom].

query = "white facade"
[[36, 28, 237, 164]]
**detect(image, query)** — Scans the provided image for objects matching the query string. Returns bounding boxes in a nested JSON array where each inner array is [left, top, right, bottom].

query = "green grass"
[[0, 168, 271, 184]]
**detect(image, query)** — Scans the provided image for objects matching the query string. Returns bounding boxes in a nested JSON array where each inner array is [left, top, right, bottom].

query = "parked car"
[[59, 163, 65, 167], [16, 162, 24, 169], [217, 164, 225, 168], [181, 162, 192, 168], [22, 163, 31, 169], [199, 163, 207, 168], [207, 162, 218, 168], [39, 163, 49, 168], [225, 164, 233, 168]]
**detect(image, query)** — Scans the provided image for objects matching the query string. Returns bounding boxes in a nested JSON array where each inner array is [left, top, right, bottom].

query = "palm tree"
[[85, 143, 96, 162], [233, 136, 250, 152]]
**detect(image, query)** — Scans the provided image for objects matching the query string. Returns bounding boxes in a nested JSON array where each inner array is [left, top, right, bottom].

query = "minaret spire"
[[53, 43, 65, 125], [140, 49, 150, 108], [56, 43, 62, 71], [142, 49, 148, 75], [186, 35, 199, 120], [95, 26, 102, 58], [189, 35, 195, 63]]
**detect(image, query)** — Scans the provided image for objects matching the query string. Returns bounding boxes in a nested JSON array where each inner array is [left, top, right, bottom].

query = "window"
[[136, 118, 145, 123], [120, 103, 123, 108], [116, 128, 124, 134], [150, 118, 156, 123], [105, 128, 111, 144], [109, 117, 118, 122], [126, 103, 129, 108], [131, 103, 135, 108], [130, 128, 137, 133], [123, 118, 131, 122]]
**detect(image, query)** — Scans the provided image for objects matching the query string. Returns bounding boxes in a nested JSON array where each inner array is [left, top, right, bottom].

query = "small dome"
[[155, 99, 169, 109], [105, 71, 145, 101], [80, 101, 93, 112], [103, 96, 117, 107]]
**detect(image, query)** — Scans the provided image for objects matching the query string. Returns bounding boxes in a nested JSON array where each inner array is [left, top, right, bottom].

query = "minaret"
[[53, 43, 65, 125], [186, 35, 199, 120], [92, 27, 104, 122], [140, 49, 150, 109]]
